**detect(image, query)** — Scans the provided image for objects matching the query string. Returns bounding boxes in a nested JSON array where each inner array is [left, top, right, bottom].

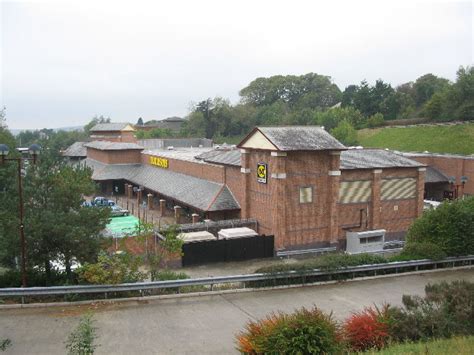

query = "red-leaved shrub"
[[343, 305, 391, 352]]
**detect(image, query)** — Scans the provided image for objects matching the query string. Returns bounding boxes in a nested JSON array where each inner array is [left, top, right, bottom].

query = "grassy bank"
[[358, 122, 474, 154], [363, 336, 474, 354]]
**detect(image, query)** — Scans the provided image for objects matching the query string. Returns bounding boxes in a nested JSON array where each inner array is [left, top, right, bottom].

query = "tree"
[[406, 197, 474, 256], [330, 120, 358, 146], [413, 74, 450, 107], [136, 117, 144, 126], [314, 107, 365, 130], [83, 115, 111, 134], [126, 222, 183, 281], [0, 107, 6, 129], [366, 113, 385, 128], [0, 148, 110, 283], [239, 73, 341, 109]]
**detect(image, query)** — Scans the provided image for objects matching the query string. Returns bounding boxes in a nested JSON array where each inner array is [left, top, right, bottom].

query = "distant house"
[[89, 122, 136, 143], [62, 141, 87, 163], [136, 117, 186, 133]]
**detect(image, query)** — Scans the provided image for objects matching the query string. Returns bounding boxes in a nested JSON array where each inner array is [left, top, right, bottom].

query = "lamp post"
[[448, 176, 469, 199], [0, 143, 41, 287]]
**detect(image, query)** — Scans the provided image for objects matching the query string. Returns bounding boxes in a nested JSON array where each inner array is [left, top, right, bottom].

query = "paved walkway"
[[1, 269, 473, 355]]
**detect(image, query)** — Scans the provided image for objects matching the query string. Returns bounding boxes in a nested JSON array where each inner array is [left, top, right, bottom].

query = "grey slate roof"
[[84, 159, 240, 212], [195, 149, 241, 167], [255, 126, 346, 151], [84, 141, 144, 151], [425, 166, 449, 183], [90, 122, 132, 132], [63, 142, 87, 157], [340, 149, 424, 170]]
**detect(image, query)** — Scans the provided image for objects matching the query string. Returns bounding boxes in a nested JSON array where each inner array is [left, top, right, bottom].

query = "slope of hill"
[[358, 122, 474, 155]]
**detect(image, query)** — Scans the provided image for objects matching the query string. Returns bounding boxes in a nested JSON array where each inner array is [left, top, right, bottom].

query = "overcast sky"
[[1, 0, 472, 130]]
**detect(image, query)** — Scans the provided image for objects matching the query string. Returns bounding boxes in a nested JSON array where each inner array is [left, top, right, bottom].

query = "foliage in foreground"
[[363, 336, 474, 355], [344, 305, 391, 352], [236, 306, 342, 354], [235, 281, 474, 354], [0, 339, 12, 352], [65, 314, 98, 355]]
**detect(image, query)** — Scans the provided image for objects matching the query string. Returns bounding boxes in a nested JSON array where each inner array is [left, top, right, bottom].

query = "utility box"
[[346, 229, 386, 254], [178, 231, 216, 243], [217, 227, 258, 240]]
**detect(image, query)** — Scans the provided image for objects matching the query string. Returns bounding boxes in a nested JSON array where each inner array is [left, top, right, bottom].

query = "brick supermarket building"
[[79, 125, 427, 251]]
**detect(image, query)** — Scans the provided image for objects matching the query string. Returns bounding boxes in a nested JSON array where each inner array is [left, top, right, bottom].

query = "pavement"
[[1, 268, 473, 355]]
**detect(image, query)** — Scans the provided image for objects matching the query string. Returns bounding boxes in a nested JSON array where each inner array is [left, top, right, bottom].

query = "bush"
[[255, 253, 387, 274], [154, 270, 189, 281], [388, 280, 474, 342], [389, 242, 447, 262], [343, 305, 391, 352], [77, 252, 146, 285], [366, 113, 385, 128], [406, 197, 474, 256], [236, 306, 342, 354], [0, 268, 71, 288], [65, 314, 98, 355]]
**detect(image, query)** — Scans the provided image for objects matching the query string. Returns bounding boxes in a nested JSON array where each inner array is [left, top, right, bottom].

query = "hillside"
[[358, 122, 474, 155]]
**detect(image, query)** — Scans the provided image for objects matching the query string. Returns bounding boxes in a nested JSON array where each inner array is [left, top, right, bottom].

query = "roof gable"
[[240, 129, 278, 150], [238, 126, 346, 151]]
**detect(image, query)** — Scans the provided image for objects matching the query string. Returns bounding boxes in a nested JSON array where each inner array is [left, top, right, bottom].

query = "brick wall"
[[90, 131, 137, 143], [141, 153, 225, 183], [88, 148, 142, 164], [410, 155, 474, 196]]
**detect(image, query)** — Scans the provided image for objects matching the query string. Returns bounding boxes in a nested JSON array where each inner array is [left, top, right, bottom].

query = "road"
[[1, 269, 473, 355]]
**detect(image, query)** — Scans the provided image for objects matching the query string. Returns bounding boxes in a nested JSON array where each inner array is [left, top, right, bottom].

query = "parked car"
[[92, 196, 115, 207], [110, 205, 130, 217], [423, 199, 441, 211], [81, 201, 93, 207]]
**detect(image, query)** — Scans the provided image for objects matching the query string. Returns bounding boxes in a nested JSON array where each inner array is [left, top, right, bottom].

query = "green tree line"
[[180, 66, 473, 145]]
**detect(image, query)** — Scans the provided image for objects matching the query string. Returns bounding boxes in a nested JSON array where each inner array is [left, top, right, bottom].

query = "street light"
[[0, 143, 41, 287]]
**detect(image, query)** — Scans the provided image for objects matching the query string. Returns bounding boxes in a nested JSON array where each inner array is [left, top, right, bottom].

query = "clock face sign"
[[257, 163, 267, 184]]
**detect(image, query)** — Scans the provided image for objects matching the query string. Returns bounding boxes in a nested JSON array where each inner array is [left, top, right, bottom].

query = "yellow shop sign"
[[149, 156, 169, 169]]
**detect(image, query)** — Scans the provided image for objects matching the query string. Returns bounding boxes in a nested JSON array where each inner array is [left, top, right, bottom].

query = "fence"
[[182, 235, 274, 266], [0, 255, 473, 303]]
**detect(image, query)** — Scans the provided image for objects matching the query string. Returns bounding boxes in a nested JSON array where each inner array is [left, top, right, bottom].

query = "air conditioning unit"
[[346, 229, 385, 254]]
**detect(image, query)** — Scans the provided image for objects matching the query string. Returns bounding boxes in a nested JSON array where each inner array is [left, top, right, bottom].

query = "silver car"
[[110, 205, 130, 217]]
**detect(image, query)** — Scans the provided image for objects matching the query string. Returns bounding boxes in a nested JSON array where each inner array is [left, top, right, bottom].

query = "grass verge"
[[357, 122, 474, 154], [362, 336, 474, 354]]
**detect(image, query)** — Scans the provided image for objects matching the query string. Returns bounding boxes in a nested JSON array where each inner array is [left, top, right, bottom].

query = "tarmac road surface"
[[1, 268, 473, 355]]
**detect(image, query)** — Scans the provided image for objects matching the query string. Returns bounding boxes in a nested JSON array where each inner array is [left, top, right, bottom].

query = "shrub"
[[255, 253, 387, 274], [389, 242, 447, 262], [77, 252, 146, 285], [366, 113, 385, 128], [154, 270, 189, 281], [236, 306, 342, 354], [343, 305, 391, 351], [388, 280, 474, 342], [0, 268, 71, 288], [406, 197, 474, 256], [65, 314, 98, 355]]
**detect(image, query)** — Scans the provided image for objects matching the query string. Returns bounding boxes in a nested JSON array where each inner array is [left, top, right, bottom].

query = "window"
[[360, 236, 383, 244], [299, 186, 313, 204]]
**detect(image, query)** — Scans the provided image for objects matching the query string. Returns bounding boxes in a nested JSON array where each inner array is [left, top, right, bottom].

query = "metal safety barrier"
[[0, 255, 473, 301]]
